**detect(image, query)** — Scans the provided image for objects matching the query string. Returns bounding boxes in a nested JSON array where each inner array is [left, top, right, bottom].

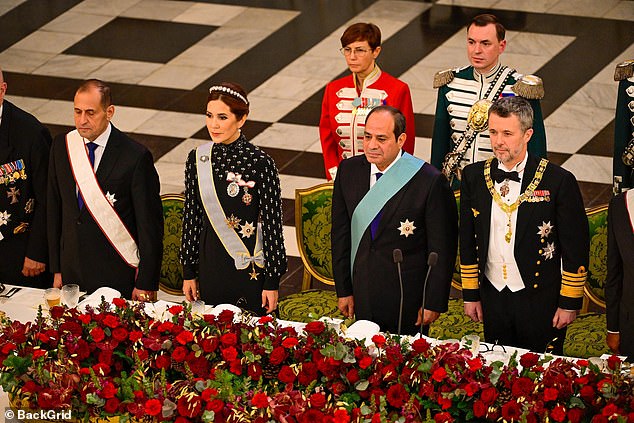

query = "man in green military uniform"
[[612, 60, 634, 192], [431, 14, 547, 188]]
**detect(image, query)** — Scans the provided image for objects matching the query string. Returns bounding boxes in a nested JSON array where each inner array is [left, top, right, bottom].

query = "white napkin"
[[77, 287, 121, 311], [344, 320, 381, 346]]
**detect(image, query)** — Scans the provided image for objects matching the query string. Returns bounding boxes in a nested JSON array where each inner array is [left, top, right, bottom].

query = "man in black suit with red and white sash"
[[460, 97, 588, 355], [332, 105, 458, 335], [47, 79, 163, 300]]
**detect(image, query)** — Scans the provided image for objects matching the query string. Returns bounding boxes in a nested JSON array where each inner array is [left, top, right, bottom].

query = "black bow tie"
[[491, 167, 520, 184]]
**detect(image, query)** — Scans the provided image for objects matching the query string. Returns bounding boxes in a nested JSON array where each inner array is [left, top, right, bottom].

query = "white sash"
[[66, 130, 139, 267], [626, 189, 634, 233], [196, 143, 264, 271]]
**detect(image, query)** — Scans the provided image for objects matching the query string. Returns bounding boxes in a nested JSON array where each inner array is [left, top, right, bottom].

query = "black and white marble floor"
[[2, 0, 633, 295]]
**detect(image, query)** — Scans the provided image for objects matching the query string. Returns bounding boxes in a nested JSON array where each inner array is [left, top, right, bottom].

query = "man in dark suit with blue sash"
[[331, 105, 458, 335]]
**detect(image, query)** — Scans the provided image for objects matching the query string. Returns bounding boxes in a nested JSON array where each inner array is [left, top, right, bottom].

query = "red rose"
[[104, 398, 120, 414], [432, 367, 447, 382], [49, 306, 64, 319], [258, 315, 273, 324], [32, 349, 46, 360], [473, 400, 487, 418], [333, 409, 350, 423], [502, 401, 522, 421], [331, 381, 346, 395], [102, 315, 119, 328], [467, 357, 483, 371], [129, 331, 143, 342], [269, 346, 287, 365], [511, 377, 534, 397], [434, 412, 454, 423], [145, 399, 162, 416], [201, 337, 219, 353], [176, 330, 194, 345], [201, 388, 217, 402], [155, 354, 171, 369], [112, 298, 127, 308], [371, 334, 386, 348], [298, 362, 318, 386], [359, 355, 373, 369], [591, 416, 608, 423], [282, 337, 299, 349], [278, 365, 296, 384], [412, 338, 430, 354], [172, 346, 188, 362], [543, 387, 559, 402], [168, 305, 184, 315], [177, 394, 202, 418], [90, 327, 105, 343], [346, 368, 360, 384], [217, 310, 234, 324], [568, 407, 585, 423], [136, 348, 148, 361], [220, 332, 237, 346], [576, 359, 589, 367], [579, 385, 595, 403], [304, 321, 326, 335], [309, 393, 326, 409], [207, 399, 224, 413], [158, 321, 174, 333], [464, 382, 479, 397], [221, 346, 238, 361], [602, 403, 619, 417], [101, 381, 118, 399], [112, 327, 128, 342], [77, 314, 91, 324], [92, 362, 110, 376], [248, 363, 262, 381], [252, 392, 269, 409], [519, 352, 540, 368], [229, 359, 242, 375], [606, 355, 621, 371], [386, 384, 408, 408], [551, 405, 567, 422], [480, 387, 498, 405], [437, 397, 452, 410]]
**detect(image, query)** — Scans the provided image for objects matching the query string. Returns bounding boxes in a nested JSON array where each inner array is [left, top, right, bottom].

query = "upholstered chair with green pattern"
[[584, 204, 608, 311], [159, 194, 185, 296]]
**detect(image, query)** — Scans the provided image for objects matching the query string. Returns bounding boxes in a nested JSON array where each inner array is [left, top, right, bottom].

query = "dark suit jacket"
[[0, 100, 51, 285], [460, 155, 589, 311], [606, 193, 634, 356], [47, 125, 163, 298], [332, 154, 458, 334]]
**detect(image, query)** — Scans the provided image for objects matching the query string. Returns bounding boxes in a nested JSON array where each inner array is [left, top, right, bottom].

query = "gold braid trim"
[[560, 267, 587, 298], [460, 264, 479, 289], [614, 60, 634, 81], [433, 69, 455, 89], [485, 157, 548, 243], [511, 75, 545, 99]]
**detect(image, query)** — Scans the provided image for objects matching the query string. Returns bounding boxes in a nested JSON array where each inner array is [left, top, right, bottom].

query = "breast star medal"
[[239, 221, 255, 238], [0, 211, 10, 226], [105, 191, 117, 207], [398, 219, 416, 237], [537, 221, 553, 238], [249, 263, 259, 280]]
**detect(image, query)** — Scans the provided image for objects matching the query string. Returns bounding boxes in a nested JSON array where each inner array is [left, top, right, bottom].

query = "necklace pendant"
[[505, 230, 512, 243], [500, 180, 510, 197], [227, 181, 240, 197]]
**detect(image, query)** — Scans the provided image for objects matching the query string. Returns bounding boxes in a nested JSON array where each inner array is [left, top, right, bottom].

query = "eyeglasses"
[[339, 47, 371, 57]]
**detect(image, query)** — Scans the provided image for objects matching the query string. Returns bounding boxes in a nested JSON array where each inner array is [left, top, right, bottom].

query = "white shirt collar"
[[371, 150, 403, 177], [84, 122, 111, 148], [497, 152, 528, 176]]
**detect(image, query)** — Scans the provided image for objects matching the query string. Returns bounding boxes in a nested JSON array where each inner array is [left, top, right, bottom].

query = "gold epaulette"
[[560, 266, 587, 299], [460, 264, 479, 290], [614, 60, 634, 81], [433, 68, 455, 89], [511, 74, 544, 100]]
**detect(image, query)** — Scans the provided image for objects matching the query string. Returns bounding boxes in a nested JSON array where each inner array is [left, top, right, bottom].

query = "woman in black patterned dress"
[[180, 82, 287, 315]]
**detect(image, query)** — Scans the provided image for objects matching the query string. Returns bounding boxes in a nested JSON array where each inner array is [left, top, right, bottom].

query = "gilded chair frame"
[[584, 203, 608, 310], [295, 182, 335, 290], [159, 193, 186, 296]]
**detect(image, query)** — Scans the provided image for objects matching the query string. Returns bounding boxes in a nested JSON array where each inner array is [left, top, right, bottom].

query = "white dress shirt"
[[369, 150, 402, 187]]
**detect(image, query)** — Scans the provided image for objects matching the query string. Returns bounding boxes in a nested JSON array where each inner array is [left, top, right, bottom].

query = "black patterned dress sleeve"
[[179, 149, 203, 280]]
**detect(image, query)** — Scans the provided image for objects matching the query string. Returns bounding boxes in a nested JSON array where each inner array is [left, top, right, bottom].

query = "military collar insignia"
[[398, 219, 416, 237]]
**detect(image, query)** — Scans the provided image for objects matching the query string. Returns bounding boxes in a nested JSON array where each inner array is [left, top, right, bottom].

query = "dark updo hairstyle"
[[207, 82, 249, 120]]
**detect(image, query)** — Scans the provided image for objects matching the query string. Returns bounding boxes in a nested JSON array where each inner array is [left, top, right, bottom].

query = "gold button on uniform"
[[539, 249, 543, 254], [535, 272, 539, 277], [536, 260, 541, 265], [533, 284, 538, 289]]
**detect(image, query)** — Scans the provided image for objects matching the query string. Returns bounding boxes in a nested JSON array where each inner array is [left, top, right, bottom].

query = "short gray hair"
[[488, 96, 533, 132]]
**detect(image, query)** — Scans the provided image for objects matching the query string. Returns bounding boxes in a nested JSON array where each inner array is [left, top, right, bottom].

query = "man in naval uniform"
[[332, 105, 457, 335], [0, 68, 52, 288], [460, 97, 588, 355], [47, 79, 163, 300], [431, 14, 547, 188], [612, 60, 634, 192], [320, 22, 416, 181]]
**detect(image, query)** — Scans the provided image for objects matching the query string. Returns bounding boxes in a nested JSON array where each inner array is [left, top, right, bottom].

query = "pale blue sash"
[[350, 153, 424, 275], [196, 143, 264, 271]]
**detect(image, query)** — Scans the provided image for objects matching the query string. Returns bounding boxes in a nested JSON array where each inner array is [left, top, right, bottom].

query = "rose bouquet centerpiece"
[[0, 299, 633, 422]]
